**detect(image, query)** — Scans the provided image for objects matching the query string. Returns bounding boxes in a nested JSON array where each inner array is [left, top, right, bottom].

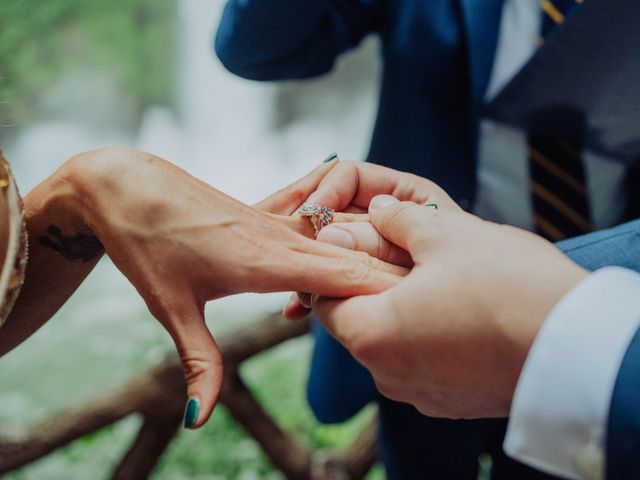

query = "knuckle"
[[350, 328, 387, 365], [364, 251, 383, 270], [341, 160, 359, 171], [282, 185, 306, 205], [350, 336, 375, 364], [178, 348, 221, 384], [415, 401, 439, 417], [394, 175, 420, 200], [340, 256, 370, 285], [373, 378, 403, 403], [416, 401, 456, 419]]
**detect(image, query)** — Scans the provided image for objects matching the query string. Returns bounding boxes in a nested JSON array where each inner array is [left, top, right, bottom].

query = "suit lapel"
[[458, 0, 505, 108]]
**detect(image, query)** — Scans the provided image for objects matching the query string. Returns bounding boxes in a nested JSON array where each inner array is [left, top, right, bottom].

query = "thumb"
[[368, 195, 438, 257], [152, 298, 223, 430]]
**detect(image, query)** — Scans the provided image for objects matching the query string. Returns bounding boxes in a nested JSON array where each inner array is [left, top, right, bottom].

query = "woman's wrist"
[[57, 146, 161, 238], [22, 148, 125, 262]]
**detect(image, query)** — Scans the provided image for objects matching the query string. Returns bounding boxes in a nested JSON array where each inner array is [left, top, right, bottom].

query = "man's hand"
[[283, 160, 460, 319], [306, 160, 460, 213], [313, 195, 588, 418]]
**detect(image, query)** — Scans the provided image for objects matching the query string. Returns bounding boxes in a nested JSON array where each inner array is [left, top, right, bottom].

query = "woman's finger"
[[254, 158, 339, 215], [149, 294, 223, 430], [282, 221, 411, 320], [295, 235, 410, 277], [317, 223, 413, 268], [282, 249, 403, 298], [297, 292, 312, 308], [282, 293, 311, 321], [275, 211, 369, 239]]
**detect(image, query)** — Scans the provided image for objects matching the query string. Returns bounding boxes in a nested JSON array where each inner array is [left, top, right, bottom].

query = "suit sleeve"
[[606, 325, 640, 480], [504, 267, 640, 480], [214, 0, 382, 80], [306, 319, 377, 423], [556, 218, 640, 273]]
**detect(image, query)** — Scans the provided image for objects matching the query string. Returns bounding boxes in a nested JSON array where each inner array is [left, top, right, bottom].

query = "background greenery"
[[0, 1, 380, 477], [0, 263, 381, 479], [3, 332, 379, 480], [0, 0, 176, 126]]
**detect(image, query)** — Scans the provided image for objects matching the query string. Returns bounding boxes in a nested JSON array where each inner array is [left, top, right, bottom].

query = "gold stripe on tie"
[[530, 181, 592, 231], [533, 214, 566, 241], [541, 0, 565, 24], [557, 141, 583, 161], [529, 146, 588, 195]]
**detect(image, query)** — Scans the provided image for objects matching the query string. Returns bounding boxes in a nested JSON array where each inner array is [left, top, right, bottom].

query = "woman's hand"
[[2, 147, 401, 429]]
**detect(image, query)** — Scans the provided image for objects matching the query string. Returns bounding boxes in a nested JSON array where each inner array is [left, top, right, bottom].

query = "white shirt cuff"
[[504, 267, 640, 480]]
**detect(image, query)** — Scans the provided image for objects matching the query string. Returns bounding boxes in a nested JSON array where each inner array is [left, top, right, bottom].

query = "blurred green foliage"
[[2, 335, 381, 479], [0, 0, 176, 124], [152, 337, 379, 479]]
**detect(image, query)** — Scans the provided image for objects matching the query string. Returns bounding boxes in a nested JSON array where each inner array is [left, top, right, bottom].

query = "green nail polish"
[[183, 397, 200, 429], [323, 152, 339, 163]]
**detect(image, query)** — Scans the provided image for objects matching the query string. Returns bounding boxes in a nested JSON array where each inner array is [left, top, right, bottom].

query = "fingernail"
[[317, 226, 354, 250], [323, 152, 339, 163], [298, 292, 312, 308], [370, 194, 399, 211], [283, 293, 297, 314], [183, 397, 200, 429]]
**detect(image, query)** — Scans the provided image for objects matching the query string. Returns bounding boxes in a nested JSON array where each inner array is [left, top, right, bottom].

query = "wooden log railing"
[[0, 313, 378, 479]]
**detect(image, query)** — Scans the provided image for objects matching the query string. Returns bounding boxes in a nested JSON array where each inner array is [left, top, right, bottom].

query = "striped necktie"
[[528, 0, 592, 241]]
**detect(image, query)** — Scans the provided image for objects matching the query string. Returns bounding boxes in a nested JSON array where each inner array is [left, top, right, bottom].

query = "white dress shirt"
[[505, 268, 640, 480], [473, 2, 640, 479], [473, 0, 629, 230]]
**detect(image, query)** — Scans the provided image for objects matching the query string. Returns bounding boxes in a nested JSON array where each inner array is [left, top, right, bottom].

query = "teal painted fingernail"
[[183, 397, 200, 429], [323, 152, 339, 163]]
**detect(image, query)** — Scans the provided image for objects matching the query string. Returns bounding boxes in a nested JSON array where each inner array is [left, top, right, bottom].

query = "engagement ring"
[[298, 203, 335, 236]]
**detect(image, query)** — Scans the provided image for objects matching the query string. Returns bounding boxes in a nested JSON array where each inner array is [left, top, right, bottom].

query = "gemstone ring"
[[298, 203, 335, 236]]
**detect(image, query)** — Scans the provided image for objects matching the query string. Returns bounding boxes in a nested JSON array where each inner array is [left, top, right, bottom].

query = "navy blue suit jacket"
[[216, 0, 504, 206], [216, 2, 640, 477], [558, 221, 640, 480]]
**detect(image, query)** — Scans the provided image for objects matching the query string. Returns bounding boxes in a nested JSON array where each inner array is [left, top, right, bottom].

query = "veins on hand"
[[39, 225, 104, 262]]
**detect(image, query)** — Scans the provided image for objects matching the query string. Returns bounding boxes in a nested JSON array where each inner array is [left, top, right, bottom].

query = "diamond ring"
[[298, 203, 335, 236]]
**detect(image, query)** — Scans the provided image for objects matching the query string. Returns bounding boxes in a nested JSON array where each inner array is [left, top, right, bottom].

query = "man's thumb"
[[368, 195, 436, 255]]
